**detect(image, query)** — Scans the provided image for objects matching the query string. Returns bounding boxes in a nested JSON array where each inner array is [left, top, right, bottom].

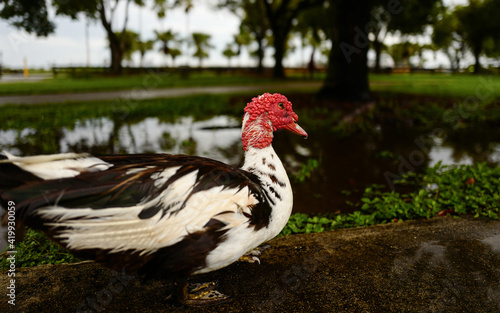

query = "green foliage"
[[192, 32, 213, 67], [280, 162, 500, 236], [0, 0, 55, 36], [280, 214, 331, 236], [0, 229, 79, 269], [292, 158, 320, 183]]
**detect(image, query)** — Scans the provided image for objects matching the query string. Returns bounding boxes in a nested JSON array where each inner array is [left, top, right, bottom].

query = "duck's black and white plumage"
[[0, 93, 307, 306]]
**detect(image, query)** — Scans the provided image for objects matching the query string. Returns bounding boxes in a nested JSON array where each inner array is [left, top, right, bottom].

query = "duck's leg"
[[172, 278, 189, 306], [171, 278, 231, 307], [238, 244, 271, 264]]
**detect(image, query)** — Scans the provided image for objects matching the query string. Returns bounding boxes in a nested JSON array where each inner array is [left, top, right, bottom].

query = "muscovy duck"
[[0, 93, 307, 306]]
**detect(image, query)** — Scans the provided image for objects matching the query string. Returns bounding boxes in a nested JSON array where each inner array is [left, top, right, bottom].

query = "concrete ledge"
[[1, 216, 499, 312]]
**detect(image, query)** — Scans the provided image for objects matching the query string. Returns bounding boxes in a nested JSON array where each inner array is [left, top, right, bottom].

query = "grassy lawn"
[[0, 72, 316, 96], [370, 73, 500, 98], [1, 71, 500, 99]]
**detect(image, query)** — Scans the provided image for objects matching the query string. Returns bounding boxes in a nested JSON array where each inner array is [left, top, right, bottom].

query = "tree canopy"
[[453, 0, 500, 73], [2, 0, 500, 99], [0, 0, 55, 36]]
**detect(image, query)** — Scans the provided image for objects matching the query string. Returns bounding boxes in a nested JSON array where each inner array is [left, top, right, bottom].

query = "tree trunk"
[[256, 34, 265, 74], [473, 44, 482, 74], [272, 30, 286, 78], [319, 0, 371, 102], [109, 37, 123, 75], [373, 39, 382, 73], [98, 2, 123, 75]]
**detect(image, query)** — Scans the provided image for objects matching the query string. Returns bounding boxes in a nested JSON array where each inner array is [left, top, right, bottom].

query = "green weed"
[[0, 229, 79, 269], [293, 158, 320, 183], [280, 162, 500, 236]]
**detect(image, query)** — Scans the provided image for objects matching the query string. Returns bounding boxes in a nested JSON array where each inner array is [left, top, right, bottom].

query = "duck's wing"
[[1, 153, 272, 270]]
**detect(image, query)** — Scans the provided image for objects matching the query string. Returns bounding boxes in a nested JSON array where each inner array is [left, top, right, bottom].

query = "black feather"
[[1, 153, 272, 233]]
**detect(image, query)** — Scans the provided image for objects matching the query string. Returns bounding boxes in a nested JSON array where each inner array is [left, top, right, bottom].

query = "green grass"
[[370, 73, 500, 99], [2, 72, 500, 99], [0, 72, 316, 96]]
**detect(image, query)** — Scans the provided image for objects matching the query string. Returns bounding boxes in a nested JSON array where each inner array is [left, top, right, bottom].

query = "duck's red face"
[[244, 93, 308, 138]]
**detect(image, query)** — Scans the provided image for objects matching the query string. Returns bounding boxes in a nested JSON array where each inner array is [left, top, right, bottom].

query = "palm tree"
[[223, 43, 238, 67], [136, 39, 155, 68], [169, 48, 182, 66], [192, 32, 212, 67], [155, 30, 179, 67]]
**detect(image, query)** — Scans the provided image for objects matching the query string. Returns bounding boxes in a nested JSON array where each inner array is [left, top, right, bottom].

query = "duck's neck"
[[241, 144, 293, 237], [241, 113, 274, 151], [240, 112, 292, 206], [240, 112, 291, 196]]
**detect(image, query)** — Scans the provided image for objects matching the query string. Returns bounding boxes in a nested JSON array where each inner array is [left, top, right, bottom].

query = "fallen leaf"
[[465, 177, 475, 185], [437, 209, 455, 217]]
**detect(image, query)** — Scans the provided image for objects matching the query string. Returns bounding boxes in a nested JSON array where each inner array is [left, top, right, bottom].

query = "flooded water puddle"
[[1, 115, 499, 214]]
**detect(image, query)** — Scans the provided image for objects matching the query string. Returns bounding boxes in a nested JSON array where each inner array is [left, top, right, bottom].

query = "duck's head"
[[242, 93, 307, 151]]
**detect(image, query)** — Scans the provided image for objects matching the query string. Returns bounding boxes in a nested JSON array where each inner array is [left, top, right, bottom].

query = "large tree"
[[53, 0, 153, 75], [221, 0, 269, 73], [258, 0, 325, 78], [220, 0, 324, 78], [455, 0, 500, 73], [432, 9, 466, 72], [319, 1, 372, 101], [1, 0, 174, 74], [320, 0, 441, 102]]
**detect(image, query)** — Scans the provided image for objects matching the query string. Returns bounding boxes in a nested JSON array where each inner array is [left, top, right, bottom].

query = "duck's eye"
[[278, 103, 284, 109]]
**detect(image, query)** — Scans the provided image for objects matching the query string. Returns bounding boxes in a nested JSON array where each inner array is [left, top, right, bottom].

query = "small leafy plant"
[[280, 162, 499, 236], [293, 158, 320, 183], [0, 229, 79, 269]]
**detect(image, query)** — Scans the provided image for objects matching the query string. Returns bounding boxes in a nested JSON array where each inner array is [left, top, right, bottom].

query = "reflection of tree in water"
[[8, 128, 65, 156], [180, 137, 197, 156], [442, 128, 500, 164], [159, 132, 176, 151], [65, 117, 127, 155]]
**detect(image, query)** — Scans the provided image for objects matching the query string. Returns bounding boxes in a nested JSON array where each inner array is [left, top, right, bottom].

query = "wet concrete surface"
[[1, 216, 499, 312], [0, 82, 322, 105]]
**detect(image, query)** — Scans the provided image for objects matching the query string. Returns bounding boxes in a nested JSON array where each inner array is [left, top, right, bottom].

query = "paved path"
[[3, 216, 499, 312], [0, 82, 322, 105]]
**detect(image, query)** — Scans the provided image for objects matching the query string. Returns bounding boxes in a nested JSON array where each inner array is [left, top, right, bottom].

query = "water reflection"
[[0, 116, 244, 165], [1, 115, 499, 214]]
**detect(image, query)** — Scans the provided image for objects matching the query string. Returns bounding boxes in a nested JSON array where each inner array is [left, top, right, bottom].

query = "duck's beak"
[[283, 121, 308, 139]]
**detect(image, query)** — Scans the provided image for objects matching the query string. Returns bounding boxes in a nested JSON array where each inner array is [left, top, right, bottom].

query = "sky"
[[0, 0, 471, 71]]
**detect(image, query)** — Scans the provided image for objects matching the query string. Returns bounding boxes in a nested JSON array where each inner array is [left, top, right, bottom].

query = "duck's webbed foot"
[[237, 244, 271, 264], [171, 280, 230, 307]]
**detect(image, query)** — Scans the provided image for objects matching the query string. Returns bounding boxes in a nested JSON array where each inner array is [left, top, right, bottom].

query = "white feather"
[[38, 169, 258, 255], [2, 152, 111, 180]]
